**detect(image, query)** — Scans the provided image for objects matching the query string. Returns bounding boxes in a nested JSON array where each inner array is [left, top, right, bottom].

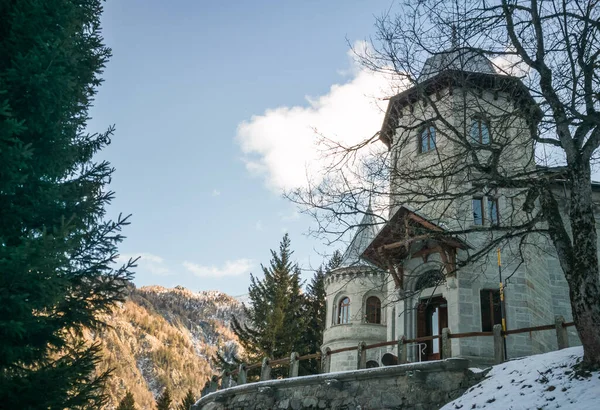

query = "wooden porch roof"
[[361, 206, 469, 271]]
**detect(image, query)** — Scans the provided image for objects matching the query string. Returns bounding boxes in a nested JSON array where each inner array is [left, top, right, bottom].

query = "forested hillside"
[[88, 286, 244, 409]]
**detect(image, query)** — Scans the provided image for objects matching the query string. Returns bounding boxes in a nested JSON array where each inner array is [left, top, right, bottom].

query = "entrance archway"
[[416, 296, 448, 361]]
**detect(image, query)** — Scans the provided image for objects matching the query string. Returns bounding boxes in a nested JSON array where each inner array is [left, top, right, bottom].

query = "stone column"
[[260, 357, 271, 381], [441, 328, 452, 359], [201, 375, 219, 397], [555, 315, 569, 350], [357, 342, 367, 370], [289, 352, 299, 378], [321, 348, 331, 373], [398, 337, 407, 364], [220, 371, 231, 389], [493, 324, 505, 364], [237, 363, 247, 385]]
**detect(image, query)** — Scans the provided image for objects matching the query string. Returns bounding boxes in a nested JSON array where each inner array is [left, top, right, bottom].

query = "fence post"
[[555, 315, 569, 350], [398, 336, 407, 364], [220, 371, 231, 389], [237, 363, 247, 385], [260, 357, 271, 381], [321, 348, 331, 373], [442, 328, 452, 359], [493, 324, 505, 364], [201, 375, 219, 397], [357, 341, 367, 370], [289, 352, 299, 378]]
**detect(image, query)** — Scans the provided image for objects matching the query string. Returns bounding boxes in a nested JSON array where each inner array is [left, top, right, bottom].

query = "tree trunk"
[[567, 162, 600, 369]]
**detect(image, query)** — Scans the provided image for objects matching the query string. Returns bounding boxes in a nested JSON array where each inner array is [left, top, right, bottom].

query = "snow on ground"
[[442, 347, 600, 410]]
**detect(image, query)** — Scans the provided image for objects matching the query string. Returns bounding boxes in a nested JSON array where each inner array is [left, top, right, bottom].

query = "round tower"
[[321, 208, 388, 372]]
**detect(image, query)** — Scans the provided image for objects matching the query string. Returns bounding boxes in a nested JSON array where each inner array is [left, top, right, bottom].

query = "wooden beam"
[[381, 234, 431, 251], [407, 213, 443, 231], [378, 246, 402, 288]]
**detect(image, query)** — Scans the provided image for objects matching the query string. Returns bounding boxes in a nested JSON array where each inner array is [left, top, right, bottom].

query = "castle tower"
[[321, 207, 387, 372], [353, 48, 579, 366]]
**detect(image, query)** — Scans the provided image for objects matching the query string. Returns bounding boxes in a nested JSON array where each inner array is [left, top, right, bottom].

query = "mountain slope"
[[88, 286, 244, 409]]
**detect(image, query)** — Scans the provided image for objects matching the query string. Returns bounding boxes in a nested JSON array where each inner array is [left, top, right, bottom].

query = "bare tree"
[[291, 0, 600, 368]]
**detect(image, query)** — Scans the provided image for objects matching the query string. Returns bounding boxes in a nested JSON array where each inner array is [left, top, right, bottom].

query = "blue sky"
[[87, 0, 397, 296]]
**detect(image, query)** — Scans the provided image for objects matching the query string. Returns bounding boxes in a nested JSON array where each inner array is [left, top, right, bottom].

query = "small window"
[[488, 197, 499, 226], [338, 297, 350, 324], [480, 289, 502, 332], [365, 296, 381, 324], [472, 197, 484, 225], [419, 125, 436, 153], [470, 118, 490, 144]]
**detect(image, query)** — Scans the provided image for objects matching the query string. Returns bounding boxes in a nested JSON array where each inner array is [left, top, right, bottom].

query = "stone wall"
[[192, 359, 484, 410]]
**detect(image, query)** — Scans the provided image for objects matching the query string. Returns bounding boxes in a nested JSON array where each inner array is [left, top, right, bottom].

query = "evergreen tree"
[[116, 391, 136, 410], [232, 234, 307, 369], [0, 1, 133, 408], [177, 389, 196, 410], [301, 251, 343, 374], [156, 387, 172, 410]]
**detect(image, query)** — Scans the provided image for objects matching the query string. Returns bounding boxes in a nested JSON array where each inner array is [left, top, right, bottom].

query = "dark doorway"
[[416, 297, 448, 361]]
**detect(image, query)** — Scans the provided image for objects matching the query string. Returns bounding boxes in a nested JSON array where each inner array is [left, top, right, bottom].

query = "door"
[[416, 297, 448, 361]]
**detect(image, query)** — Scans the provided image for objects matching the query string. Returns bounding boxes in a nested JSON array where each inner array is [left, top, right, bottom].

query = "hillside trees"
[[0, 0, 134, 407], [116, 392, 136, 410], [292, 0, 600, 368], [232, 234, 308, 366], [156, 387, 172, 410], [232, 236, 343, 375], [178, 389, 196, 410]]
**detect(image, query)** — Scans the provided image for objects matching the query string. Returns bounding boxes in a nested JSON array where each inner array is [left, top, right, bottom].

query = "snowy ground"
[[442, 347, 600, 410]]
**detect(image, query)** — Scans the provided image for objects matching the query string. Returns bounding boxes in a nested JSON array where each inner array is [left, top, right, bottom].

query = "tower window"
[[365, 296, 381, 324], [470, 118, 490, 144], [419, 125, 436, 153], [472, 196, 500, 226], [473, 197, 484, 225], [488, 197, 499, 225], [480, 289, 502, 332], [338, 297, 350, 324]]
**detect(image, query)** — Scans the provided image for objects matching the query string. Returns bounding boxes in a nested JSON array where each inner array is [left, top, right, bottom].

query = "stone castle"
[[321, 49, 587, 371]]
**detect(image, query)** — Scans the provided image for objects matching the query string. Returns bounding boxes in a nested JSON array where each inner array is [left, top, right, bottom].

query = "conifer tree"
[[0, 0, 133, 408], [232, 234, 307, 367], [116, 391, 136, 410], [177, 389, 196, 410], [156, 387, 172, 410], [301, 251, 343, 373]]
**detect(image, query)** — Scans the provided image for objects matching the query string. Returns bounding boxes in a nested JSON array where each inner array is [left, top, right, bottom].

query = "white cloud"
[[183, 259, 254, 278], [211, 189, 221, 197], [492, 50, 529, 77], [236, 42, 403, 193], [278, 208, 300, 222], [118, 252, 173, 276]]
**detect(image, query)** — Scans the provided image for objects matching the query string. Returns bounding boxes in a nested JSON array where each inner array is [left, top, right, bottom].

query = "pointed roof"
[[378, 48, 537, 148], [419, 48, 497, 81], [338, 207, 380, 269]]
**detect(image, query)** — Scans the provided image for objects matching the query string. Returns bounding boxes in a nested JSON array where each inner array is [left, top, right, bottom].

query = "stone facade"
[[192, 359, 484, 410], [321, 49, 585, 371]]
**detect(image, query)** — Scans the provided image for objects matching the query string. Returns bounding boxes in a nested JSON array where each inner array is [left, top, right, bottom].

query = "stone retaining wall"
[[192, 359, 485, 410]]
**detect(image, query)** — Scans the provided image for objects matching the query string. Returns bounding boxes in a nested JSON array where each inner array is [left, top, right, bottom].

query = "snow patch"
[[443, 347, 600, 410]]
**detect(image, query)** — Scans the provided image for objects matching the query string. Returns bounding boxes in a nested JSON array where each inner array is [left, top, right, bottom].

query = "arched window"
[[338, 297, 350, 324], [365, 296, 381, 324], [415, 270, 445, 292], [419, 125, 436, 153], [470, 117, 490, 144]]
